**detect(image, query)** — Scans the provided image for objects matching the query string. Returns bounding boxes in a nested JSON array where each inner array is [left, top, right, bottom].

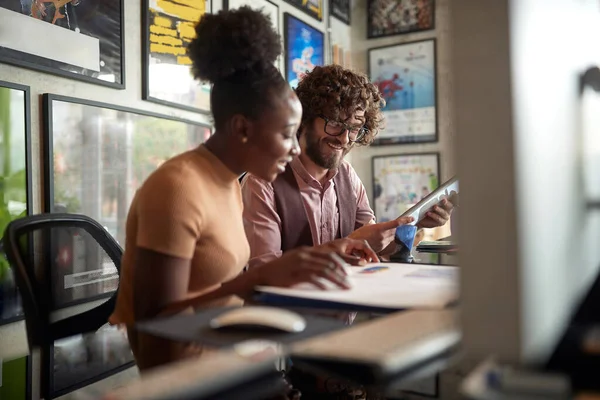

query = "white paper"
[[256, 263, 459, 310]]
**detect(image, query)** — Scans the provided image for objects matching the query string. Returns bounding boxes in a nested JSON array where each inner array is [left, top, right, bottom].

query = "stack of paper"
[[255, 263, 459, 312]]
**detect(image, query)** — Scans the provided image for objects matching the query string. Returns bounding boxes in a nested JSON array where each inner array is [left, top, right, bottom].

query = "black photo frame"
[[282, 0, 322, 21], [367, 0, 435, 39], [43, 94, 212, 309], [142, 0, 212, 114], [0, 1, 125, 89], [283, 13, 325, 89], [0, 80, 33, 326], [368, 39, 438, 146], [224, 0, 282, 72], [330, 0, 350, 25], [44, 326, 135, 399]]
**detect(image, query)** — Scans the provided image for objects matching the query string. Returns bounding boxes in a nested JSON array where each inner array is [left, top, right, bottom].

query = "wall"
[[347, 0, 455, 205], [0, 0, 340, 397], [454, 0, 600, 363]]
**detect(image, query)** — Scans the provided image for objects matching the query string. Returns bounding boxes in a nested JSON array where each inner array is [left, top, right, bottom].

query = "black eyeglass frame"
[[319, 115, 369, 143]]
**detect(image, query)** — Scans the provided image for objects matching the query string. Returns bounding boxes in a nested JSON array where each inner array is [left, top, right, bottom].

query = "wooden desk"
[[101, 347, 284, 400], [101, 309, 460, 399]]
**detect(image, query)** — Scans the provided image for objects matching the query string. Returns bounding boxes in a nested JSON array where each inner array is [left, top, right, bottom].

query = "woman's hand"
[[255, 246, 352, 289], [320, 237, 380, 265]]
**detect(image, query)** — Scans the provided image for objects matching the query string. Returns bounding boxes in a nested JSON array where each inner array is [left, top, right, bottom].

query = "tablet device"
[[401, 176, 459, 224]]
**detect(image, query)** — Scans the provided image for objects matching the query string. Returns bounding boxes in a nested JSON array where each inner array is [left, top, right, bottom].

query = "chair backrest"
[[2, 213, 123, 349]]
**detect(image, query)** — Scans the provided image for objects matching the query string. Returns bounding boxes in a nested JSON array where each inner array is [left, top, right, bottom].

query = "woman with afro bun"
[[109, 7, 378, 373]]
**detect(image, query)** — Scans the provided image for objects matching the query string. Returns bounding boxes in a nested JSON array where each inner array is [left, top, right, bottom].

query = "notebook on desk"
[[254, 263, 459, 312]]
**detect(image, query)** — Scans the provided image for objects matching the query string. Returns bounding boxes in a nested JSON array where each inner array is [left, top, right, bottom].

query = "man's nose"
[[338, 129, 351, 146]]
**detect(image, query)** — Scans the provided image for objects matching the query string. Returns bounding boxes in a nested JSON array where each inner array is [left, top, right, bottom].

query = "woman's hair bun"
[[188, 7, 281, 83]]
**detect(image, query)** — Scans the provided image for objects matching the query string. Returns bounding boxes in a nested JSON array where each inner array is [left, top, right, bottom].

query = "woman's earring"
[[241, 136, 248, 144]]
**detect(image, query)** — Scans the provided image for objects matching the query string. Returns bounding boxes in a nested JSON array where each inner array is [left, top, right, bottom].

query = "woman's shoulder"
[[140, 151, 206, 193]]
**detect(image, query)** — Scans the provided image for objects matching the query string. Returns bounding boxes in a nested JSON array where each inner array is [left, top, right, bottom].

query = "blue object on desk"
[[395, 224, 418, 250]]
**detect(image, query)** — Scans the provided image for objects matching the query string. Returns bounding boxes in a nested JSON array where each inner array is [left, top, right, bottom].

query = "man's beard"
[[304, 127, 350, 170]]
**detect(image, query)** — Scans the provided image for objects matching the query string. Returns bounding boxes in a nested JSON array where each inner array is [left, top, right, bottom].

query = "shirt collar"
[[290, 156, 338, 188]]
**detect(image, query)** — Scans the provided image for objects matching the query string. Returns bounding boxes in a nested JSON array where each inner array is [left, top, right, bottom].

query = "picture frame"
[[142, 0, 212, 113], [0, 80, 32, 326], [282, 0, 322, 21], [284, 13, 324, 89], [330, 0, 350, 25], [367, 0, 434, 39], [45, 326, 135, 398], [372, 152, 440, 224], [368, 39, 437, 145], [224, 0, 281, 72], [0, 1, 125, 89], [43, 94, 212, 308]]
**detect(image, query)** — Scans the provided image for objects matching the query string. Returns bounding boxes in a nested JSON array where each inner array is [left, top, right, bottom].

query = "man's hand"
[[416, 198, 454, 229], [348, 216, 414, 253]]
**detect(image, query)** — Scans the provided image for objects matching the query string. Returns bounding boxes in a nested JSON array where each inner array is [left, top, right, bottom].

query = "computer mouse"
[[209, 306, 307, 333]]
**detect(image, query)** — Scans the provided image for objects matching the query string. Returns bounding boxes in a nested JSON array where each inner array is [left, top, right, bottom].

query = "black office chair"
[[2, 213, 134, 398]]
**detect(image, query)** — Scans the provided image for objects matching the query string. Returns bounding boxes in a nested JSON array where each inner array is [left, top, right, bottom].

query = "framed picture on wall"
[[367, 0, 434, 39], [47, 326, 135, 398], [282, 0, 322, 21], [0, 80, 32, 326], [224, 0, 281, 71], [142, 0, 212, 113], [0, 1, 125, 88], [43, 94, 212, 308], [284, 13, 324, 89], [372, 152, 440, 224], [330, 0, 350, 25], [369, 39, 437, 145]]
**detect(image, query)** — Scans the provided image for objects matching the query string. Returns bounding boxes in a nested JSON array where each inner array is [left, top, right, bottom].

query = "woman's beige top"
[[110, 145, 250, 327]]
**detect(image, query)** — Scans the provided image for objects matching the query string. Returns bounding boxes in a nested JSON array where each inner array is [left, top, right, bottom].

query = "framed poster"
[[47, 325, 134, 398], [143, 0, 212, 113], [43, 94, 212, 308], [372, 153, 439, 224], [369, 39, 437, 145], [224, 0, 281, 71], [330, 0, 350, 25], [367, 0, 434, 39], [0, 81, 32, 326], [284, 13, 324, 89], [282, 0, 322, 21], [0, 1, 125, 89]]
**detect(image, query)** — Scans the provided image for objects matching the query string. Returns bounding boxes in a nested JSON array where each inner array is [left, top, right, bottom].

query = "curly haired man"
[[240, 65, 453, 268]]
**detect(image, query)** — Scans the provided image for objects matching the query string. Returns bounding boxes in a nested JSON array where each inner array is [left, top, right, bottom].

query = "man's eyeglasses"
[[320, 115, 368, 143]]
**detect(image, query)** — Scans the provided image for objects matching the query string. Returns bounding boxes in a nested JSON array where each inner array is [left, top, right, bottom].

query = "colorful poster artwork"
[[372, 153, 439, 223], [367, 0, 434, 38], [0, 0, 124, 87], [285, 13, 324, 89], [144, 0, 211, 113], [369, 39, 437, 145]]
